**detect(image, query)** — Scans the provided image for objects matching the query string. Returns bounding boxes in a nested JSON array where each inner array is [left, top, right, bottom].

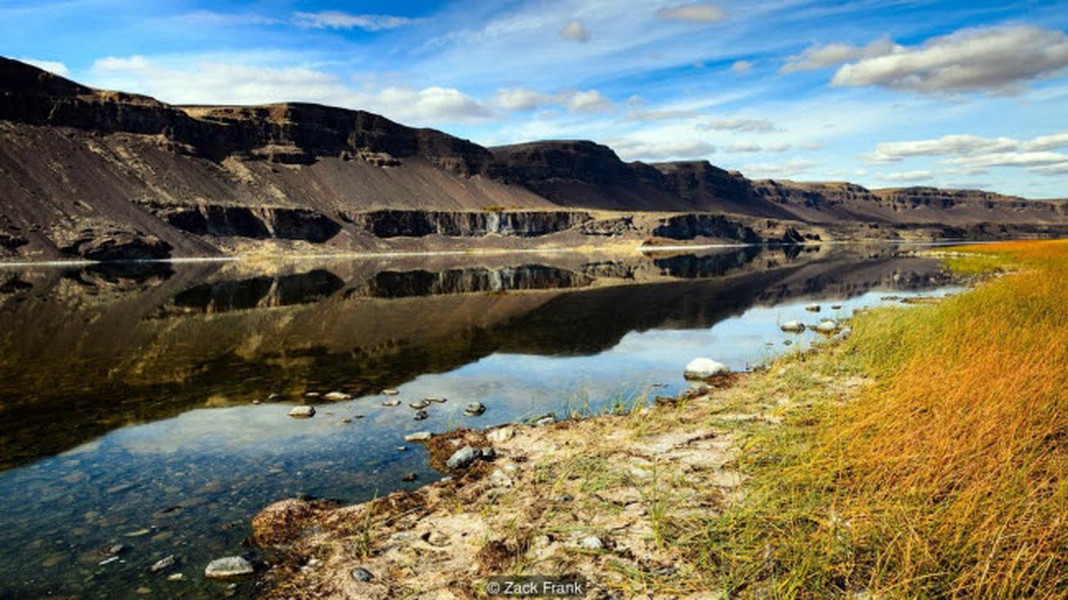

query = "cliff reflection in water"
[[0, 245, 950, 470]]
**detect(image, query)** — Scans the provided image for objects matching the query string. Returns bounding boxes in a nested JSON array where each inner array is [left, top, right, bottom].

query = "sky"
[[2, 0, 1067, 198]]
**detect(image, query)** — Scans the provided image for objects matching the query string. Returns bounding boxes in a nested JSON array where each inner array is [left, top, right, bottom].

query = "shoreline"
[[247, 336, 865, 598]]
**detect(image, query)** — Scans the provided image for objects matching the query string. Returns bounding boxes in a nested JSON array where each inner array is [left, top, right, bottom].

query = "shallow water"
[[0, 245, 957, 597]]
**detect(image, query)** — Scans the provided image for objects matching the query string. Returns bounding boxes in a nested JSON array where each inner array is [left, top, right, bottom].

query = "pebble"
[[831, 304, 844, 310], [352, 567, 374, 582], [304, 392, 321, 399], [267, 393, 282, 402], [323, 391, 352, 401], [487, 427, 514, 443], [579, 536, 605, 550], [489, 469, 514, 488], [413, 410, 428, 421], [404, 431, 432, 442], [464, 401, 486, 416], [402, 472, 417, 482], [341, 418, 352, 424], [445, 446, 480, 470], [552, 494, 574, 503], [535, 416, 555, 427], [288, 406, 315, 418], [167, 573, 184, 581], [409, 400, 431, 410], [426, 397, 447, 404], [382, 389, 399, 396], [396, 446, 407, 451], [381, 399, 401, 407], [204, 556, 254, 578], [99, 556, 120, 566], [150, 555, 176, 573]]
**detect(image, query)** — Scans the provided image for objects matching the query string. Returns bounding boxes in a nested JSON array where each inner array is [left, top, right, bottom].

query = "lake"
[[0, 244, 956, 598]]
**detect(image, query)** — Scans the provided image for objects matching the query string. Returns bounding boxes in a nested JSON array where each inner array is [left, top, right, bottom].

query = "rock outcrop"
[[2, 56, 1066, 262]]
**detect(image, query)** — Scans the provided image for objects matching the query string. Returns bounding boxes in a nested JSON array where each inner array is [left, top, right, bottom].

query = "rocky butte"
[[2, 56, 1067, 262]]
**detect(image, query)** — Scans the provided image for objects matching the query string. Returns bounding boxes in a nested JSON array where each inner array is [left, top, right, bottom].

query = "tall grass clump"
[[716, 240, 1068, 598]]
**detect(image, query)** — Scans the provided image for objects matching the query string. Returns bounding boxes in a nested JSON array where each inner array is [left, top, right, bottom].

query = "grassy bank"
[[710, 239, 1068, 597]]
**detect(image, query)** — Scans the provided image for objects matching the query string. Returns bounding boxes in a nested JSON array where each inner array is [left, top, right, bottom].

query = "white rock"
[[683, 358, 729, 380], [204, 556, 254, 578], [780, 320, 806, 333], [404, 431, 432, 442], [489, 469, 514, 488], [805, 303, 821, 312], [382, 389, 399, 396], [579, 536, 605, 550], [323, 391, 352, 401], [487, 427, 514, 443], [288, 406, 315, 418], [815, 319, 839, 334]]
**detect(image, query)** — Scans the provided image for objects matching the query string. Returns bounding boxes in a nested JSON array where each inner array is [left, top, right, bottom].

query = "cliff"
[[2, 56, 1066, 262]]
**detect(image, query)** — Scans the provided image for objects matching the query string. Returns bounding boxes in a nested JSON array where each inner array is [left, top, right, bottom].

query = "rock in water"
[[404, 431, 432, 442], [323, 391, 351, 401], [204, 556, 254, 578], [683, 358, 729, 380], [805, 303, 821, 312], [409, 400, 431, 410], [464, 402, 486, 416], [780, 320, 806, 333], [445, 446, 480, 470], [815, 319, 838, 334], [288, 406, 315, 418], [426, 397, 447, 404], [381, 399, 400, 407], [382, 389, 399, 396], [413, 409, 428, 421], [150, 555, 176, 573]]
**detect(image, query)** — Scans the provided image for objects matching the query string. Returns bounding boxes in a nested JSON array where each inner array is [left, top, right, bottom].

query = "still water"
[[0, 245, 956, 598]]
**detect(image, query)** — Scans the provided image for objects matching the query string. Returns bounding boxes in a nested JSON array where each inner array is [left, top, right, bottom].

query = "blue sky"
[[3, 0, 1068, 198]]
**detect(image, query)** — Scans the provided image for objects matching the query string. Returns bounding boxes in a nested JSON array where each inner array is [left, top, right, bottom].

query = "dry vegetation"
[[715, 239, 1068, 597]]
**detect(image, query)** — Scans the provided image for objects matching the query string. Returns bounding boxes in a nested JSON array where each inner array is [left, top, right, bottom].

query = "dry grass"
[[712, 239, 1068, 598]]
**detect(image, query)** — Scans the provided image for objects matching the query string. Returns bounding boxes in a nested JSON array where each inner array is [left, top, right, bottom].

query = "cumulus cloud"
[[698, 117, 777, 132], [565, 90, 613, 112], [493, 87, 554, 111], [18, 57, 70, 77], [560, 20, 590, 42], [655, 3, 726, 24], [782, 37, 900, 73], [824, 25, 1068, 94], [866, 131, 1068, 177], [88, 55, 491, 124], [730, 60, 752, 73], [292, 11, 416, 31]]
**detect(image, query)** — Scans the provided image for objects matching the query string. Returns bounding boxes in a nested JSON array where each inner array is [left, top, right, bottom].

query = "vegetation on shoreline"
[[708, 240, 1068, 597]]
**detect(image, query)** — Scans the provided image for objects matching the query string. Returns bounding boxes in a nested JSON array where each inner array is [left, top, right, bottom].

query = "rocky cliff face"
[[1, 56, 1066, 262]]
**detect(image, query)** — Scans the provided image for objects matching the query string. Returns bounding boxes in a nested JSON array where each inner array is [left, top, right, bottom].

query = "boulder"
[[780, 320, 806, 333], [814, 319, 838, 334], [805, 303, 821, 312], [445, 446, 480, 470], [683, 358, 729, 380], [323, 391, 351, 401], [288, 406, 315, 418], [204, 556, 254, 578], [464, 401, 486, 416]]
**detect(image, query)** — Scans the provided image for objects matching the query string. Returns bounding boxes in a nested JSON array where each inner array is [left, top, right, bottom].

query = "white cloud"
[[730, 60, 752, 74], [565, 89, 613, 113], [655, 3, 726, 24], [611, 139, 715, 161], [175, 11, 279, 27], [88, 55, 491, 124], [783, 37, 900, 73], [698, 117, 777, 132], [865, 131, 1068, 178], [880, 170, 935, 182], [494, 87, 554, 111], [743, 159, 814, 178], [765, 142, 792, 152], [831, 26, 1068, 94], [560, 20, 590, 43], [18, 57, 70, 77], [726, 142, 762, 153], [292, 11, 416, 31]]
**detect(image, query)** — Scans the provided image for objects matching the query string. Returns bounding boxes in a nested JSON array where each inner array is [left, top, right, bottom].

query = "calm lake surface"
[[0, 245, 957, 598]]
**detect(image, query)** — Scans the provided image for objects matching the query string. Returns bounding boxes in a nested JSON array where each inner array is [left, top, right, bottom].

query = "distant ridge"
[[2, 56, 1066, 261]]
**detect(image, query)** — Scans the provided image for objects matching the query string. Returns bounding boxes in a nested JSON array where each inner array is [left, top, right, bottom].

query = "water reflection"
[[0, 245, 955, 598]]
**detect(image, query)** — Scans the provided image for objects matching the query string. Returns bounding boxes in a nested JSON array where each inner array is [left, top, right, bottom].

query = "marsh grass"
[[706, 239, 1068, 597]]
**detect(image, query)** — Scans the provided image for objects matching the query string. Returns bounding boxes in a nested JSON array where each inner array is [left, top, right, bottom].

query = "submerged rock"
[[780, 320, 806, 333], [402, 472, 417, 482], [150, 555, 176, 573], [204, 556, 254, 578], [683, 358, 729, 380], [288, 406, 315, 418], [445, 446, 480, 470]]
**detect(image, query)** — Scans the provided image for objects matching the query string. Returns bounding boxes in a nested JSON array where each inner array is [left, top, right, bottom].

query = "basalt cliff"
[[2, 57, 1066, 262]]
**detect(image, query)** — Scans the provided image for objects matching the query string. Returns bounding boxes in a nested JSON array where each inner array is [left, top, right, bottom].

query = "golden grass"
[[712, 239, 1068, 598]]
